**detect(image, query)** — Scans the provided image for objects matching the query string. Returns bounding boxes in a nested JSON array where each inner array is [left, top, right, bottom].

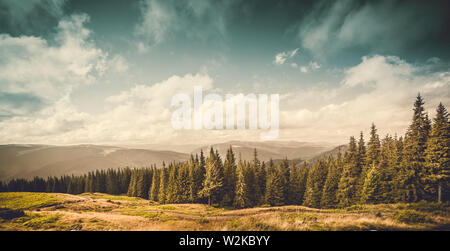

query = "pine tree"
[[158, 165, 168, 204], [245, 162, 258, 206], [304, 159, 328, 208], [424, 103, 449, 202], [195, 151, 207, 203], [361, 161, 390, 204], [279, 158, 290, 203], [398, 94, 430, 202], [84, 173, 94, 193], [222, 147, 237, 206], [257, 161, 267, 204], [106, 169, 119, 195], [149, 168, 160, 201], [187, 156, 196, 203], [321, 155, 342, 208], [337, 136, 362, 207], [179, 163, 191, 202], [366, 123, 381, 166], [119, 168, 131, 194], [127, 170, 138, 197], [199, 148, 224, 206], [360, 124, 388, 204], [234, 160, 250, 208], [287, 161, 304, 205], [252, 149, 265, 205], [356, 132, 367, 199], [166, 164, 179, 203], [265, 164, 286, 206]]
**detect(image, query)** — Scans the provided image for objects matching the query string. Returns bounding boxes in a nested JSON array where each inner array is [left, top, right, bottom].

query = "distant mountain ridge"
[[0, 141, 338, 181], [308, 144, 348, 163], [0, 144, 188, 181], [192, 140, 334, 162]]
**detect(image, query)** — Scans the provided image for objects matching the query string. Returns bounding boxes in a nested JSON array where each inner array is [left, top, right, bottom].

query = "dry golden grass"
[[0, 192, 448, 231]]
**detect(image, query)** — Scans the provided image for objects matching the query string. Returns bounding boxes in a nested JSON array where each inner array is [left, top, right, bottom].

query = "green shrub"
[[157, 205, 176, 210], [226, 218, 279, 231], [406, 201, 450, 212], [0, 193, 61, 210], [393, 210, 427, 224], [345, 205, 364, 211], [23, 215, 60, 229], [124, 211, 176, 221], [279, 213, 318, 223], [196, 218, 210, 224]]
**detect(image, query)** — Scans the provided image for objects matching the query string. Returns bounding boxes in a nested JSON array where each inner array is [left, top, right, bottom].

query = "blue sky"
[[0, 0, 449, 145]]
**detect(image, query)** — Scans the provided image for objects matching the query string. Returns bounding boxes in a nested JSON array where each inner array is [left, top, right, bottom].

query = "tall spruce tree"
[[424, 103, 449, 202], [337, 136, 362, 207], [265, 164, 286, 206], [287, 161, 303, 205], [149, 168, 160, 201], [356, 132, 367, 199], [158, 165, 168, 204], [361, 125, 387, 204], [321, 155, 342, 208], [257, 161, 267, 204], [222, 147, 237, 206], [234, 160, 251, 208], [398, 94, 430, 202], [366, 123, 381, 166], [199, 148, 224, 206], [127, 170, 138, 197], [304, 159, 328, 208]]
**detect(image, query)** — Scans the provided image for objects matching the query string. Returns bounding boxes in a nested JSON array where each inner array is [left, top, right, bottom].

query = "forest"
[[1, 95, 448, 209]]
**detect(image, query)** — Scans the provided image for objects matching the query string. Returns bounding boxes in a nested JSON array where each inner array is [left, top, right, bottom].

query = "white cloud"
[[0, 73, 214, 144], [273, 48, 299, 65], [279, 55, 450, 143], [343, 55, 413, 87], [298, 61, 320, 73], [135, 0, 234, 47], [309, 61, 321, 70], [0, 50, 448, 145], [0, 14, 107, 103]]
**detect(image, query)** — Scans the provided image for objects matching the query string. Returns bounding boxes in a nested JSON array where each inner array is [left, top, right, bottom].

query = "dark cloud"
[[297, 0, 450, 63], [0, 0, 67, 36]]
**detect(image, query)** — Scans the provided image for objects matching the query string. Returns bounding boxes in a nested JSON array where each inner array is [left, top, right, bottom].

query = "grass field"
[[0, 192, 449, 231]]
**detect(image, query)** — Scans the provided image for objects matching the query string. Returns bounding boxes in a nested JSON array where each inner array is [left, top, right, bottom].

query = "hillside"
[[192, 140, 334, 162], [0, 145, 189, 181], [0, 140, 337, 181], [308, 144, 348, 163], [0, 192, 448, 231]]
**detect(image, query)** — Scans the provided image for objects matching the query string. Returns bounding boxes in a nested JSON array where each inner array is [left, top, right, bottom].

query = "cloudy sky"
[[0, 0, 449, 146]]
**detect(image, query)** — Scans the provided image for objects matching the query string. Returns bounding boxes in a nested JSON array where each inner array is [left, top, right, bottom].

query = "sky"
[[0, 0, 449, 146]]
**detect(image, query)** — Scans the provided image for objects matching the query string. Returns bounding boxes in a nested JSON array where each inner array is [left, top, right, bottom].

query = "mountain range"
[[0, 141, 339, 181]]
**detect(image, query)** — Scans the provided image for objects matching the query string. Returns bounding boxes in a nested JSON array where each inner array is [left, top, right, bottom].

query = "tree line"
[[1, 95, 448, 208]]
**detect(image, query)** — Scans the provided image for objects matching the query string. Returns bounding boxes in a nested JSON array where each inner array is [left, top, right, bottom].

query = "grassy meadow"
[[0, 192, 449, 231]]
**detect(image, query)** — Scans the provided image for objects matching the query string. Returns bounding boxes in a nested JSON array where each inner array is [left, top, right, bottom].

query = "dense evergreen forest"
[[1, 95, 448, 208]]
